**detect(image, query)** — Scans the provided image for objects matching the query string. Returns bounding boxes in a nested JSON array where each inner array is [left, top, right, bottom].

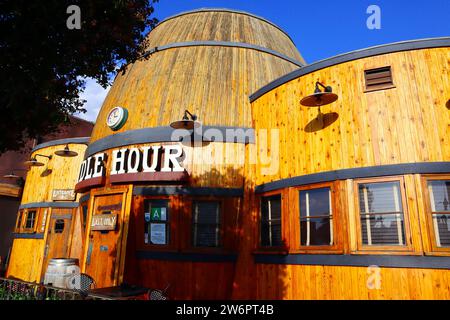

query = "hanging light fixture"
[[55, 145, 78, 157], [170, 109, 201, 130], [24, 154, 52, 167], [300, 81, 338, 107], [300, 82, 339, 130]]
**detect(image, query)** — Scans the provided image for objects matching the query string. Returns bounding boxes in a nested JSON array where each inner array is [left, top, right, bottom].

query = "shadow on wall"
[[123, 166, 289, 300], [304, 112, 339, 133]]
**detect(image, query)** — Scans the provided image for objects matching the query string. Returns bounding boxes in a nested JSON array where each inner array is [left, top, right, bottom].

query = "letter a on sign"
[[66, 5, 81, 30]]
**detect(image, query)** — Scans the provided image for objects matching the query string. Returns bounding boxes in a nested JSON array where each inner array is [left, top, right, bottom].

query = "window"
[[144, 199, 169, 245], [192, 201, 221, 247], [364, 66, 394, 92], [260, 195, 282, 247], [82, 205, 88, 232], [15, 210, 24, 232], [357, 181, 406, 246], [427, 180, 450, 248], [24, 210, 37, 231], [54, 219, 65, 233], [299, 188, 333, 246]]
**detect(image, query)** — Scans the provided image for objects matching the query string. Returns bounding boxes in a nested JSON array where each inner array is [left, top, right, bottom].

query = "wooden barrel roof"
[[88, 9, 303, 146]]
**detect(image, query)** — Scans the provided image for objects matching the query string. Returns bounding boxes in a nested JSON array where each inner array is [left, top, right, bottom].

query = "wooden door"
[[42, 208, 74, 275], [84, 190, 128, 288]]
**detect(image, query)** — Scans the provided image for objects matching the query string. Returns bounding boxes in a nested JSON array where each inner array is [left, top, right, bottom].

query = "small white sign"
[[150, 223, 166, 245]]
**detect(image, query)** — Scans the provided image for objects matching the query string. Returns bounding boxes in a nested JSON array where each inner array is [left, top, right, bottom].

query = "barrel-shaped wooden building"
[[6, 7, 450, 300], [239, 38, 450, 299], [7, 138, 89, 283], [74, 9, 303, 298]]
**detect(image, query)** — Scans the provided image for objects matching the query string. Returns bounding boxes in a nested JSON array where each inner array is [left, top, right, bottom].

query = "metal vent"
[[364, 66, 394, 92]]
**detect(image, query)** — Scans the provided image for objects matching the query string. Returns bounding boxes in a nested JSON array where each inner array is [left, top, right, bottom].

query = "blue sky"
[[154, 0, 450, 63], [78, 0, 450, 121]]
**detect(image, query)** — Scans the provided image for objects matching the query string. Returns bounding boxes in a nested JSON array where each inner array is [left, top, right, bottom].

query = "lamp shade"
[[55, 145, 78, 157], [300, 92, 339, 107], [24, 158, 45, 167]]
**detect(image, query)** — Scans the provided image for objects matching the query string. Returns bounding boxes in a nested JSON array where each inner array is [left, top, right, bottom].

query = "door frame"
[[81, 185, 133, 286]]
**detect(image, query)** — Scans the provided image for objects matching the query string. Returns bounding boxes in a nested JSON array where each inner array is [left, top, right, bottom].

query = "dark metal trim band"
[[143, 41, 303, 67], [85, 126, 255, 158], [254, 254, 450, 270], [136, 250, 238, 263], [79, 194, 90, 204], [133, 186, 244, 197], [13, 233, 45, 239], [255, 162, 450, 193], [19, 202, 79, 209], [250, 37, 450, 102], [32, 137, 90, 153], [155, 8, 296, 47]]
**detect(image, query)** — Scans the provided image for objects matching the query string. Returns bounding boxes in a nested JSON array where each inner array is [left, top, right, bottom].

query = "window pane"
[[25, 211, 36, 229], [358, 181, 406, 246], [433, 214, 450, 247], [193, 201, 220, 247], [82, 206, 88, 231], [361, 214, 405, 245], [260, 195, 282, 247], [300, 188, 330, 217], [144, 200, 169, 245], [55, 219, 65, 233], [16, 211, 23, 229], [428, 180, 450, 212], [299, 188, 332, 246], [300, 218, 332, 246], [358, 182, 403, 213]]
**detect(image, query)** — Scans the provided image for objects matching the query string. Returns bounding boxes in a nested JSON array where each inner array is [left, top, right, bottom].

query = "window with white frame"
[[260, 195, 282, 247], [427, 180, 450, 247], [358, 181, 406, 246]]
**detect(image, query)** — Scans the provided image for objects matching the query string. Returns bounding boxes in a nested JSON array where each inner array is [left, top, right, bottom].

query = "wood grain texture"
[[147, 11, 303, 61], [6, 238, 45, 282], [89, 11, 302, 144], [21, 143, 88, 204], [0, 183, 22, 198], [251, 48, 450, 185], [254, 264, 450, 300]]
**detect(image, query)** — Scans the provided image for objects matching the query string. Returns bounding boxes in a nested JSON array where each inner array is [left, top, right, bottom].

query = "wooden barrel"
[[6, 138, 89, 283], [43, 258, 80, 288], [240, 38, 450, 299], [76, 9, 304, 297]]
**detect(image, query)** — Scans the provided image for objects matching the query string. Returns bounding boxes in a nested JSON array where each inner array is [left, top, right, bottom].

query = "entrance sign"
[[91, 214, 118, 231], [52, 189, 76, 201]]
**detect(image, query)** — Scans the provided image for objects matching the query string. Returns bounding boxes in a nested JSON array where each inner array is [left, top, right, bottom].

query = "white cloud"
[[75, 78, 110, 122]]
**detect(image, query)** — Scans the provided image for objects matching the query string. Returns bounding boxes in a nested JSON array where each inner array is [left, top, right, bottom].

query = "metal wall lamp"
[[170, 109, 201, 130], [55, 145, 78, 157], [300, 81, 338, 107], [24, 154, 52, 167]]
